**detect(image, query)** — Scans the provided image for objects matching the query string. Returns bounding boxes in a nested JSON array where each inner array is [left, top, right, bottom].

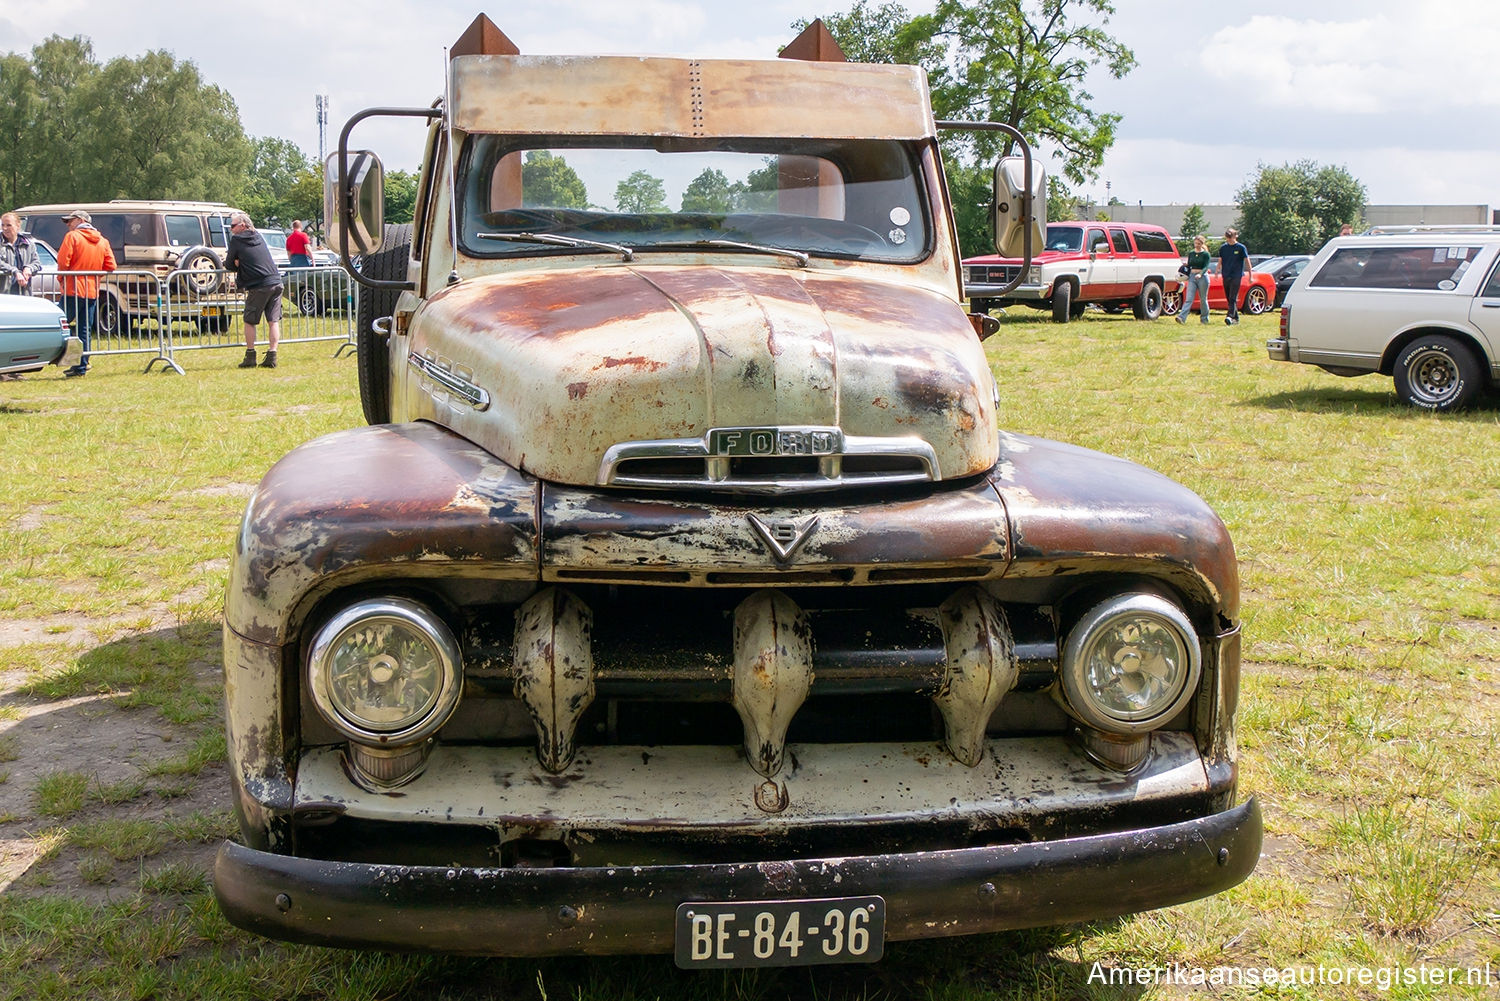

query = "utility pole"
[[315, 94, 329, 166], [315, 95, 330, 230]]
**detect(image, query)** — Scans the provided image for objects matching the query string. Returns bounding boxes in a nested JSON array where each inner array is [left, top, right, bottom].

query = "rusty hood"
[[404, 265, 997, 488]]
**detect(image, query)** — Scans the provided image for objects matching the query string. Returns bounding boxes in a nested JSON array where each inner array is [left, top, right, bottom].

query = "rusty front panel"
[[290, 733, 1212, 845], [222, 624, 292, 851], [449, 56, 933, 140], [539, 476, 1010, 581], [990, 431, 1240, 623], [405, 266, 997, 488], [225, 423, 540, 645]]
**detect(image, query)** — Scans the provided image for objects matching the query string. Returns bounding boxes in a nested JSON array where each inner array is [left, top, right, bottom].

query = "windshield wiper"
[[647, 239, 809, 267], [476, 231, 634, 262]]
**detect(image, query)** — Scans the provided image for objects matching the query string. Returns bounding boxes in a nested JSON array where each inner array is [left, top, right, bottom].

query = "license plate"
[[202, 306, 221, 317], [674, 896, 884, 968]]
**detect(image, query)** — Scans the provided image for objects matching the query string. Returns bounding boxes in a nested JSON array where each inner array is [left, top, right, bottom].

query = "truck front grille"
[[598, 429, 939, 494]]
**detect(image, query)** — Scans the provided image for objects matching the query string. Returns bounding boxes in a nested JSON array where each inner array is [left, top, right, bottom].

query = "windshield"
[[458, 135, 931, 264], [259, 230, 287, 251], [1043, 225, 1083, 253]]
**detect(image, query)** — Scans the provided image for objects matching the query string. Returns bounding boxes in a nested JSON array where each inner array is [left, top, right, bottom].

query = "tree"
[[0, 35, 252, 206], [521, 150, 587, 208], [731, 160, 781, 213], [384, 169, 419, 224], [1236, 160, 1366, 255], [901, 0, 1135, 186], [244, 137, 312, 225], [615, 170, 667, 213], [681, 168, 733, 213], [1179, 204, 1207, 242]]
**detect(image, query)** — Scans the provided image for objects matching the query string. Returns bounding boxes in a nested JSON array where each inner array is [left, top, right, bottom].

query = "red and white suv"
[[964, 221, 1182, 322]]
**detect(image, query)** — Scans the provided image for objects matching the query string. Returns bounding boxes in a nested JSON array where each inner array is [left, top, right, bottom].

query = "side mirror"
[[991, 155, 1045, 259], [1091, 241, 1109, 256], [325, 150, 386, 261]]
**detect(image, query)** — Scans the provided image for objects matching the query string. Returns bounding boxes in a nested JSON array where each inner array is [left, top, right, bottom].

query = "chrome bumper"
[[215, 797, 1260, 956]]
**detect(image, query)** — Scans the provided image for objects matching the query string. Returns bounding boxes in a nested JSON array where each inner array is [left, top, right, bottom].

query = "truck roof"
[[449, 54, 935, 140]]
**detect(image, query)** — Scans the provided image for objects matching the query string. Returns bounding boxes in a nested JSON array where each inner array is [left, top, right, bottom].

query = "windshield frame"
[[455, 134, 935, 267]]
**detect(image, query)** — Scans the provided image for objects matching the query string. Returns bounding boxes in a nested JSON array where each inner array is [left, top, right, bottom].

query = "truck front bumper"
[[214, 796, 1260, 956], [966, 282, 1050, 302]]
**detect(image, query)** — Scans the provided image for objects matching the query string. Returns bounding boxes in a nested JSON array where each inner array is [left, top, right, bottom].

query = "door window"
[[165, 214, 204, 247]]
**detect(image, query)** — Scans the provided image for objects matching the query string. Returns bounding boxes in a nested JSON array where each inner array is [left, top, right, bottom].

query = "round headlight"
[[1060, 594, 1201, 734], [308, 597, 463, 745]]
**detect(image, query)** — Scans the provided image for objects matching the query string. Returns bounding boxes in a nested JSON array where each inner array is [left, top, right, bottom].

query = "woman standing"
[[1176, 235, 1211, 324]]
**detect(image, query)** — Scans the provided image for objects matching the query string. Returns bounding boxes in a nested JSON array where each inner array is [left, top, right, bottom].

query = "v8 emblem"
[[746, 513, 819, 564]]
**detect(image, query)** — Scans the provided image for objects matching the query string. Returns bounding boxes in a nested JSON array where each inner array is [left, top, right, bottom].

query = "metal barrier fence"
[[34, 265, 355, 373]]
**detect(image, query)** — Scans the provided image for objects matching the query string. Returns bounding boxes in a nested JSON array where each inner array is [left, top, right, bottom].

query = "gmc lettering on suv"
[[965, 221, 1181, 322]]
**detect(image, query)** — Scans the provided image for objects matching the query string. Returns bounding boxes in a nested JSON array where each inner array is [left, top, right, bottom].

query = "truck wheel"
[[1050, 282, 1073, 323], [1243, 285, 1270, 315], [1132, 281, 1163, 320], [1393, 335, 1481, 411], [355, 223, 412, 425], [1161, 289, 1182, 315]]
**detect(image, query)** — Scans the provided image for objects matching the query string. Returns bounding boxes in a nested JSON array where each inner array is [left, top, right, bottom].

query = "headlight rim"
[[307, 596, 464, 746], [1060, 592, 1201, 735]]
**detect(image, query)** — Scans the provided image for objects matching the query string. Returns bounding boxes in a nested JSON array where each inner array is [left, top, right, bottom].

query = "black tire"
[[297, 286, 322, 316], [1132, 281, 1163, 320], [1069, 302, 1086, 319], [198, 313, 231, 335], [1050, 281, 1073, 323], [355, 223, 412, 426], [174, 246, 223, 296], [1243, 285, 1270, 315], [1393, 335, 1482, 411]]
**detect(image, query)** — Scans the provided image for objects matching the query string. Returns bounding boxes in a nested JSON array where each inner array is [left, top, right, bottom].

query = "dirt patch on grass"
[[0, 627, 229, 904]]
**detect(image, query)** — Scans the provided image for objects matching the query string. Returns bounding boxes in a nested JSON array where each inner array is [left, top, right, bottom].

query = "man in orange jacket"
[[56, 209, 117, 377]]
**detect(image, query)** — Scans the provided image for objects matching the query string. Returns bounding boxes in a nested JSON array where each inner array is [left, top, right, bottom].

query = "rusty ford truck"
[[213, 16, 1259, 966]]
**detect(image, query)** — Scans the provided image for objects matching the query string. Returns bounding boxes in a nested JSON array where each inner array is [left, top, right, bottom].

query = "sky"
[[2, 0, 1496, 212]]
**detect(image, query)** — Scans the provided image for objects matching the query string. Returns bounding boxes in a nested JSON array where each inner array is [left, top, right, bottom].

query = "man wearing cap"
[[225, 211, 282, 369], [56, 209, 118, 377]]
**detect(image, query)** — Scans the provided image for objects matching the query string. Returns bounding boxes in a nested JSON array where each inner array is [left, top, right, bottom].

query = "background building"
[[1071, 203, 1492, 238]]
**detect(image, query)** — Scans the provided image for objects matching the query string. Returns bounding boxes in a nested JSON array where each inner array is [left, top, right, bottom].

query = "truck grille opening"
[[599, 432, 940, 494]]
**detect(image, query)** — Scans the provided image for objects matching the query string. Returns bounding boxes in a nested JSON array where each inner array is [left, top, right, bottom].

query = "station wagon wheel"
[[1243, 285, 1270, 315], [1393, 335, 1482, 411]]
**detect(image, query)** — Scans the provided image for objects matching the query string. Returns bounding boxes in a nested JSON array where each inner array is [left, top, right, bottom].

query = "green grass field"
[[0, 307, 1496, 1000]]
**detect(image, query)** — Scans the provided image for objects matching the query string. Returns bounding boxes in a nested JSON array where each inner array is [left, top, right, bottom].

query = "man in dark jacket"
[[225, 211, 283, 368]]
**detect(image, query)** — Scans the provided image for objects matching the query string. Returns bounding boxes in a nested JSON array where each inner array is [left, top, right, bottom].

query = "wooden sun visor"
[[451, 13, 519, 58], [779, 19, 848, 62]]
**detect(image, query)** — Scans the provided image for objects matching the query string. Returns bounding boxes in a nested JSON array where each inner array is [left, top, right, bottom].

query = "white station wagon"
[[1267, 227, 1500, 410]]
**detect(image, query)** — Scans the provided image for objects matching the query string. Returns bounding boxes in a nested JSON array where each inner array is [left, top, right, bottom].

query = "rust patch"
[[566, 382, 589, 400], [598, 355, 667, 371]]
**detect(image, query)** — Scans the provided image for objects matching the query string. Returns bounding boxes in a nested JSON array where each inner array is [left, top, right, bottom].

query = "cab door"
[[1079, 226, 1113, 298]]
